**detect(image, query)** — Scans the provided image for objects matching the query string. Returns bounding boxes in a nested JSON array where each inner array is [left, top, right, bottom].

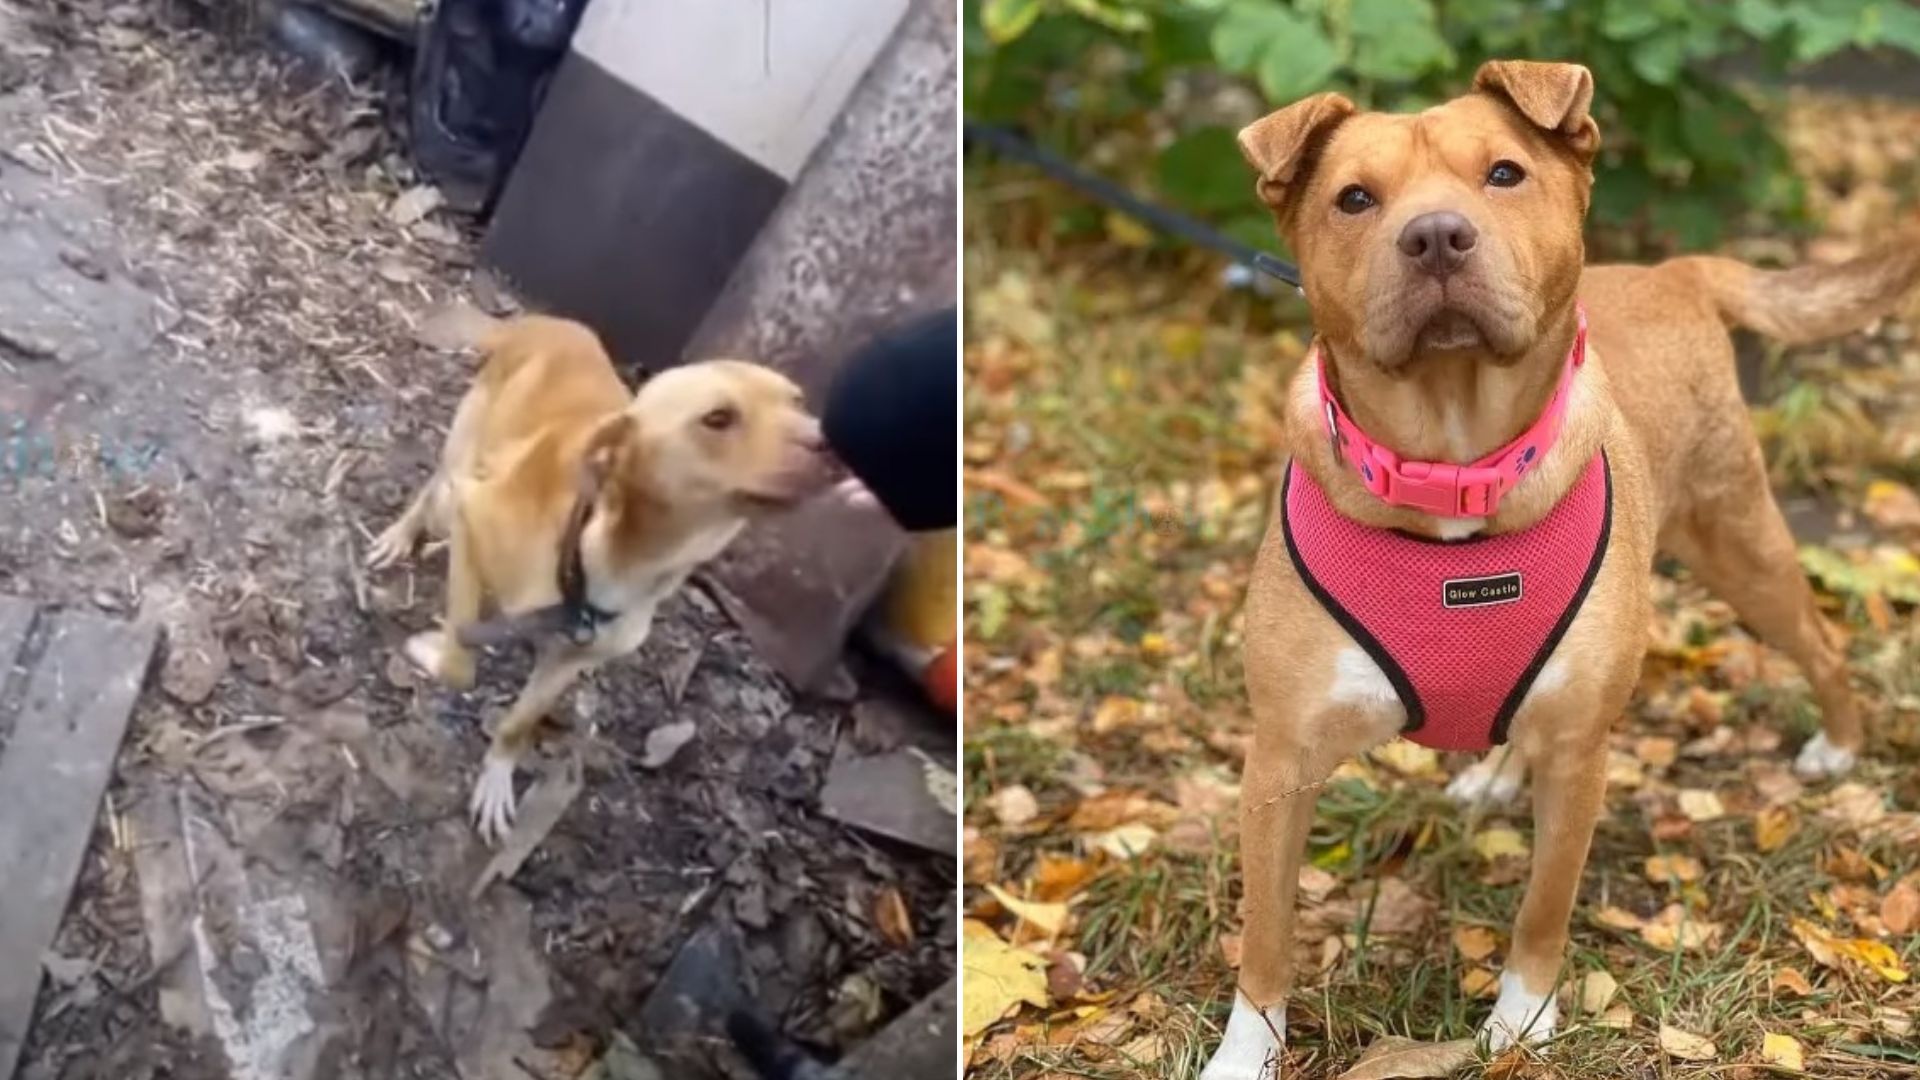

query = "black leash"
[[963, 120, 1304, 291]]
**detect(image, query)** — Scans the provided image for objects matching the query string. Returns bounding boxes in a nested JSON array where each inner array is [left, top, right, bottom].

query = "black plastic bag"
[[408, 0, 586, 215]]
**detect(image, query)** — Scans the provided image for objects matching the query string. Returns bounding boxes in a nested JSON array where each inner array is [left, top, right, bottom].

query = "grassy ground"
[[962, 91, 1920, 1079]]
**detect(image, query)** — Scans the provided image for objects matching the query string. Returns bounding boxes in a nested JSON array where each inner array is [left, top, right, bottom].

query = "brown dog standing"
[[369, 316, 837, 844], [1202, 61, 1920, 1077]]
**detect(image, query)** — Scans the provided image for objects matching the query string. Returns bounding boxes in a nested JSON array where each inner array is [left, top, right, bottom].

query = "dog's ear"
[[1238, 92, 1356, 215], [581, 412, 638, 490], [1472, 60, 1600, 164]]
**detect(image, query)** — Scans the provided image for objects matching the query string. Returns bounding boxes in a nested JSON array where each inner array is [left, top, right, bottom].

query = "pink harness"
[[1283, 313, 1611, 751]]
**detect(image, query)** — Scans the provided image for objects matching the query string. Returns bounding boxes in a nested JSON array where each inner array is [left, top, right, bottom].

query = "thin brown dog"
[[1203, 61, 1920, 1077], [368, 315, 836, 844]]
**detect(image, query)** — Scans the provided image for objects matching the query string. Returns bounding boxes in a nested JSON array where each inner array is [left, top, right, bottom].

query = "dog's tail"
[[1673, 229, 1920, 345]]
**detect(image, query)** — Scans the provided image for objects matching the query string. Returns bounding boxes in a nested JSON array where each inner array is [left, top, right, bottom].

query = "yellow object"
[[883, 527, 956, 653]]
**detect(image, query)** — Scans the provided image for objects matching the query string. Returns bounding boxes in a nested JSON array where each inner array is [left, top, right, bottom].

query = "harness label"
[[1442, 572, 1523, 609]]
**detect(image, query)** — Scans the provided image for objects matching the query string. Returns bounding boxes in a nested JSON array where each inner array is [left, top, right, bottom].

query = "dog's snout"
[[1397, 212, 1478, 276]]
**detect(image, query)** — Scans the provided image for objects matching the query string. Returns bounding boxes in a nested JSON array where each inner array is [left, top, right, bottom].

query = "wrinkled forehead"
[[1316, 96, 1541, 186]]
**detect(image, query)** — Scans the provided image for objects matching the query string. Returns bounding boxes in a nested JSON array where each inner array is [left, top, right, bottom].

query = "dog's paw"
[[1446, 759, 1523, 807], [1793, 732, 1858, 780], [1200, 996, 1286, 1080], [365, 521, 416, 569], [1480, 972, 1558, 1052], [470, 754, 519, 846], [406, 630, 475, 690]]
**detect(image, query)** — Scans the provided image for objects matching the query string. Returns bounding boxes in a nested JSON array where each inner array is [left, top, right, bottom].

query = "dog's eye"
[[1336, 185, 1376, 214], [1486, 161, 1526, 188], [701, 405, 738, 431]]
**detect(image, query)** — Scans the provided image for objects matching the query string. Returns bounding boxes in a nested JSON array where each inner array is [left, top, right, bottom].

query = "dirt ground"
[[0, 4, 953, 1078]]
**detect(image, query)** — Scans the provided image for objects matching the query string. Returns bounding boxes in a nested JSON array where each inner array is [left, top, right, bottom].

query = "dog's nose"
[[1397, 212, 1478, 276]]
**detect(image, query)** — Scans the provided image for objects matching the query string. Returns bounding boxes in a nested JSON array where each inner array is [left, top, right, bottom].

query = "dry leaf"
[[1453, 925, 1500, 962], [1639, 905, 1720, 952], [1087, 823, 1157, 860], [1577, 969, 1619, 1015], [961, 920, 1049, 1035], [1677, 789, 1726, 822], [1460, 968, 1500, 999], [988, 784, 1040, 827], [1821, 783, 1887, 828], [874, 887, 914, 947], [1219, 933, 1242, 969], [1298, 865, 1340, 903], [1881, 879, 1920, 934], [1333, 1036, 1477, 1079], [1761, 1032, 1805, 1070], [1771, 967, 1814, 997], [1657, 1024, 1717, 1061], [1594, 1003, 1634, 1030], [985, 883, 1069, 938], [1472, 827, 1530, 861], [1372, 741, 1442, 778], [1364, 877, 1435, 935], [1755, 806, 1798, 852], [1595, 906, 1646, 932], [1032, 853, 1098, 902], [1634, 736, 1679, 768], [1090, 695, 1143, 734], [1791, 917, 1910, 982], [1117, 1031, 1168, 1065], [1644, 853, 1703, 884], [1863, 479, 1920, 532]]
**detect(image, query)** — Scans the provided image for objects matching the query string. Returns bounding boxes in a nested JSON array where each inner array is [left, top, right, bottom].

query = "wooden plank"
[[0, 611, 157, 1079]]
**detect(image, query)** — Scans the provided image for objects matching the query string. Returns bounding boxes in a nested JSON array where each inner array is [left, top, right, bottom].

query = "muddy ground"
[[0, 4, 953, 1078]]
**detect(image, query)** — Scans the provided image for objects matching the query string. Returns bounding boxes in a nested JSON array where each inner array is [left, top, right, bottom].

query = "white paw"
[[366, 521, 416, 569], [1480, 971, 1558, 1052], [469, 754, 519, 846], [1200, 995, 1286, 1080], [1793, 732, 1858, 780], [1446, 759, 1523, 807]]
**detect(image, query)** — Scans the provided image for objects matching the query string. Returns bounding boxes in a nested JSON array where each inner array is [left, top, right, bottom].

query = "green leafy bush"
[[966, 0, 1920, 253]]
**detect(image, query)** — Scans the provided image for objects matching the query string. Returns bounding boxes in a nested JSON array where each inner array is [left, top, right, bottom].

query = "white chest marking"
[[1327, 646, 1402, 719], [1433, 516, 1485, 540]]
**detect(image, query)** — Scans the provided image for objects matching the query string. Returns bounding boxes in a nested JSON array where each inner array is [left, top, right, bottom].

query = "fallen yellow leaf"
[[1634, 736, 1679, 768], [1791, 917, 1910, 983], [961, 920, 1049, 1035], [984, 883, 1069, 938], [1677, 789, 1725, 822], [1372, 741, 1441, 778], [1576, 969, 1619, 1015], [1658, 1023, 1717, 1061], [1761, 1032, 1805, 1070], [1452, 925, 1500, 963], [1472, 827, 1530, 861], [1644, 853, 1704, 884], [1755, 806, 1798, 853], [1333, 1036, 1477, 1079]]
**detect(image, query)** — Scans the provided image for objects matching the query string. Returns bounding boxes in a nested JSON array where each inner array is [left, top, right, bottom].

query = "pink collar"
[[1316, 306, 1589, 518]]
